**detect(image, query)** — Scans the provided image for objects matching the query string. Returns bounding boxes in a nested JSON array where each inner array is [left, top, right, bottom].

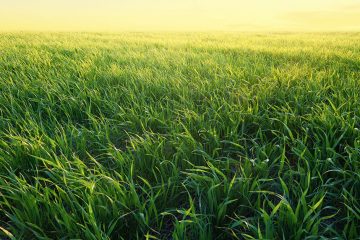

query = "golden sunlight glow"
[[0, 0, 359, 31]]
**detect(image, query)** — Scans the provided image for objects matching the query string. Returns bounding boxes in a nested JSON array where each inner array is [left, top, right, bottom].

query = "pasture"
[[0, 32, 359, 239]]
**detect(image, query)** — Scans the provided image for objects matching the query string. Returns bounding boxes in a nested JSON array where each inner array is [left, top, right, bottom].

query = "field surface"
[[0, 33, 359, 239]]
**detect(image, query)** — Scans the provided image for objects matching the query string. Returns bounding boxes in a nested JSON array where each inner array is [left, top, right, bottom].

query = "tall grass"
[[0, 32, 359, 239]]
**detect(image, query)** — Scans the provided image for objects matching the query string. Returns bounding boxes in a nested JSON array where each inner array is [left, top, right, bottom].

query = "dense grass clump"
[[0, 32, 359, 239]]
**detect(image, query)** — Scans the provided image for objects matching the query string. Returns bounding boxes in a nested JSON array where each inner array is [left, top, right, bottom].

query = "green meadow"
[[0, 32, 359, 239]]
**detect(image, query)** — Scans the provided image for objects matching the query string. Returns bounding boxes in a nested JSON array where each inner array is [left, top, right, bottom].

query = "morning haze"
[[0, 0, 359, 32]]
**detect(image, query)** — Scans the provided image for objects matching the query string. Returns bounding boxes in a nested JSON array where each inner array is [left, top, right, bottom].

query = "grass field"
[[0, 32, 359, 239]]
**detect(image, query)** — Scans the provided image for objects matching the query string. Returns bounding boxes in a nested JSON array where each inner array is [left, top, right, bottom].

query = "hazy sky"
[[0, 0, 359, 31]]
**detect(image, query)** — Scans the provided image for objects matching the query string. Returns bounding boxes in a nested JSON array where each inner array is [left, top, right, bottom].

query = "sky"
[[0, 0, 359, 32]]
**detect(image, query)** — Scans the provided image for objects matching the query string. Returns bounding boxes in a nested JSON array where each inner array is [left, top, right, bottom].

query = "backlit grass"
[[0, 32, 359, 239]]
